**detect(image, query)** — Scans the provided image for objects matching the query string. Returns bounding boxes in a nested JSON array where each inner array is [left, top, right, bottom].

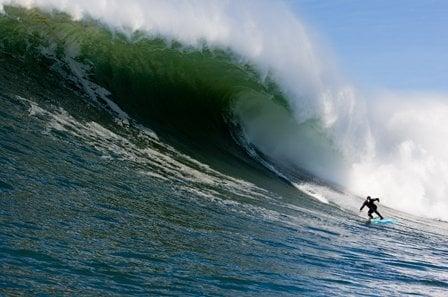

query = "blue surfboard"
[[369, 218, 395, 225]]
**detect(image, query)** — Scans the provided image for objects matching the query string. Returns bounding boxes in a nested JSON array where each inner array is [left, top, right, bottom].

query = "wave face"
[[0, 0, 447, 221], [2, 2, 448, 296]]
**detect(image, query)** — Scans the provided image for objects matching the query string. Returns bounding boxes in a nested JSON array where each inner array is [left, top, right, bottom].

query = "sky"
[[290, 0, 448, 92]]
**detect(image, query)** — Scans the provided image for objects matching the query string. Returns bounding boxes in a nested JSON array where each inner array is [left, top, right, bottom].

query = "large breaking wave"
[[1, 0, 447, 220]]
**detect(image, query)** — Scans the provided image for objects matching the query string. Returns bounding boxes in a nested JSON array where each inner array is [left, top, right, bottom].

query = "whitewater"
[[1, 1, 448, 296]]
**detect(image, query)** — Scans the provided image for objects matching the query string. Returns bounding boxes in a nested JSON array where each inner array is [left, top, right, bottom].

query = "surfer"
[[360, 196, 384, 220]]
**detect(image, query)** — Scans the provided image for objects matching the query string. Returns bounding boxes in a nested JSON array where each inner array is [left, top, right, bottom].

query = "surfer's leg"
[[368, 209, 374, 219], [374, 210, 384, 220]]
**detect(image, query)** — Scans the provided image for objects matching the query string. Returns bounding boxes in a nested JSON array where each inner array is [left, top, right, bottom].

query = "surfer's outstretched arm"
[[372, 198, 380, 202], [360, 202, 366, 211]]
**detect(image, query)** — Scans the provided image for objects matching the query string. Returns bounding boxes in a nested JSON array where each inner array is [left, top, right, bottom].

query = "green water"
[[1, 6, 448, 296]]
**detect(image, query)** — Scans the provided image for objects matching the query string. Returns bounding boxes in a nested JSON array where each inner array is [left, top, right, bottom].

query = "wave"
[[1, 1, 447, 221], [0, 6, 287, 137], [0, 4, 358, 179]]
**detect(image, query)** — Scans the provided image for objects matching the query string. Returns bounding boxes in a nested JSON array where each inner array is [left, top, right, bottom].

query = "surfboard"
[[369, 218, 395, 225]]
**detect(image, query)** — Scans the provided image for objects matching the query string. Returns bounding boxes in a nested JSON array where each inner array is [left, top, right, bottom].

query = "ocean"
[[1, 3, 448, 296]]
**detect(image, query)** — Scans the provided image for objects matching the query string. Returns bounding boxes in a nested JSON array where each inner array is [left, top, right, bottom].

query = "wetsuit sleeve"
[[360, 202, 366, 211], [372, 198, 380, 202]]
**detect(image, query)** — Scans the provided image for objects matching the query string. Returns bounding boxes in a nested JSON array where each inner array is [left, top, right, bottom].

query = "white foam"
[[349, 92, 448, 220], [24, 98, 271, 207], [293, 183, 329, 204], [63, 56, 130, 124]]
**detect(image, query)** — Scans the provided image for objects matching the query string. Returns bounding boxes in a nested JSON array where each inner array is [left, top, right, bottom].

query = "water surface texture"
[[1, 4, 447, 296]]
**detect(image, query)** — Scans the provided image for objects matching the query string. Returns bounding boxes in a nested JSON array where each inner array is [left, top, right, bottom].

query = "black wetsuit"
[[360, 198, 384, 220]]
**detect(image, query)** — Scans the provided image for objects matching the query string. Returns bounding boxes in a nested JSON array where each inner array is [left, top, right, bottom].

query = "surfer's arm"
[[372, 198, 380, 202], [360, 202, 366, 211]]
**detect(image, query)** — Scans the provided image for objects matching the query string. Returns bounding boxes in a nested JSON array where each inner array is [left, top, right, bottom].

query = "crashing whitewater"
[[1, 0, 448, 220]]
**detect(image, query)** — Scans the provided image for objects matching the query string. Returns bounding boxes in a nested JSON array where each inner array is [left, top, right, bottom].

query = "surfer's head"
[[366, 196, 371, 201]]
